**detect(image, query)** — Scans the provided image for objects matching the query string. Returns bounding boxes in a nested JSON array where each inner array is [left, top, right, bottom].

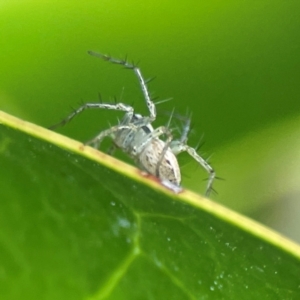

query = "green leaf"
[[1, 110, 300, 299]]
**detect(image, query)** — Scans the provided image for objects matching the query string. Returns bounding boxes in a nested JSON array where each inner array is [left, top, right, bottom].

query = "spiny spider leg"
[[88, 51, 156, 121], [49, 102, 134, 130], [85, 124, 137, 149], [170, 140, 215, 196], [179, 113, 192, 144], [168, 113, 215, 196]]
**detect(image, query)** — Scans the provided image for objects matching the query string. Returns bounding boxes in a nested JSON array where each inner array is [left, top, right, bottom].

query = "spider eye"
[[132, 114, 142, 122]]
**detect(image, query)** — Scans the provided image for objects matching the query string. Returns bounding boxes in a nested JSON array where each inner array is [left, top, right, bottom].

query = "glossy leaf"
[[0, 111, 300, 299]]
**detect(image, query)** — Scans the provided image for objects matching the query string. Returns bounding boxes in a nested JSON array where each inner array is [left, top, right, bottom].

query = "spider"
[[50, 51, 215, 196]]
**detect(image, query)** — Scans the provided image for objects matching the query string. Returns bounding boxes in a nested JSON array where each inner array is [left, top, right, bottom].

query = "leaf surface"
[[0, 111, 300, 299]]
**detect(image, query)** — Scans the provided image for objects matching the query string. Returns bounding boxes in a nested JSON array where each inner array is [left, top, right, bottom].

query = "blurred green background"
[[1, 0, 300, 242]]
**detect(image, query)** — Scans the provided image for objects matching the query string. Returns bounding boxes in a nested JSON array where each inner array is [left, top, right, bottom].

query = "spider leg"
[[49, 102, 134, 130], [85, 124, 136, 149], [170, 141, 215, 196], [88, 51, 156, 121], [179, 112, 192, 144]]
